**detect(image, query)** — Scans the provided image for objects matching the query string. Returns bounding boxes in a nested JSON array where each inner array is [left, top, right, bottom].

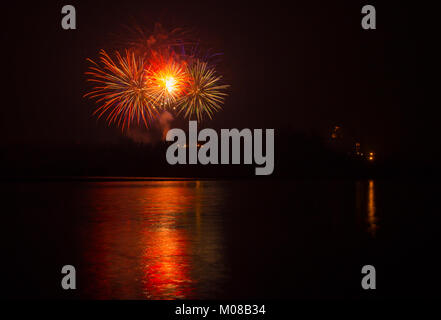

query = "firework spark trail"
[[177, 60, 229, 121], [84, 49, 158, 130]]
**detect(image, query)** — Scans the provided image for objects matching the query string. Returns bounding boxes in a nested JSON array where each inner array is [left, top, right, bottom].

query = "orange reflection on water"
[[139, 182, 195, 299], [355, 179, 378, 238], [367, 179, 377, 237], [141, 227, 193, 299], [81, 180, 225, 299], [81, 181, 198, 299]]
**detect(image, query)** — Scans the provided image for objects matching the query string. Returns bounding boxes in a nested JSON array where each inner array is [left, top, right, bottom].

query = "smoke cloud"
[[125, 111, 174, 144]]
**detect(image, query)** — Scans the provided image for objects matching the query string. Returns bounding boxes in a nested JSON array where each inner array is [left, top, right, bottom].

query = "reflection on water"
[[356, 179, 378, 238], [367, 179, 377, 237], [7, 178, 441, 298], [140, 183, 193, 299], [80, 179, 381, 299], [81, 180, 227, 299]]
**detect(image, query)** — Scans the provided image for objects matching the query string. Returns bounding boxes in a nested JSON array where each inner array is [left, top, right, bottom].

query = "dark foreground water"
[[1, 179, 440, 299]]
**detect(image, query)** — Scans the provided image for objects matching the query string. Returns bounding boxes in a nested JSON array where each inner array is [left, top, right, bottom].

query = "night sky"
[[1, 1, 439, 165]]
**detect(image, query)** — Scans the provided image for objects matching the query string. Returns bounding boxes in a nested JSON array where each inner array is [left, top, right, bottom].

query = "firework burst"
[[177, 60, 229, 121], [123, 23, 194, 58], [145, 55, 188, 109], [84, 50, 158, 130], [84, 25, 230, 130]]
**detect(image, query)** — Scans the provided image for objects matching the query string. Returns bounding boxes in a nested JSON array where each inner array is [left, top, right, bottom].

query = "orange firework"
[[84, 49, 158, 130], [145, 54, 188, 109]]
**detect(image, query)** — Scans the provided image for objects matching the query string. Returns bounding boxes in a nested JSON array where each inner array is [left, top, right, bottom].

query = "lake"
[[1, 179, 440, 299]]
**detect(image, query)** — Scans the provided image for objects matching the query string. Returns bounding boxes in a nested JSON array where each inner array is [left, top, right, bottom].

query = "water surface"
[[2, 179, 440, 299]]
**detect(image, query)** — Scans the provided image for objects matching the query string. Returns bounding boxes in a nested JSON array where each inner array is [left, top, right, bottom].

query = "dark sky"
[[1, 1, 439, 162]]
